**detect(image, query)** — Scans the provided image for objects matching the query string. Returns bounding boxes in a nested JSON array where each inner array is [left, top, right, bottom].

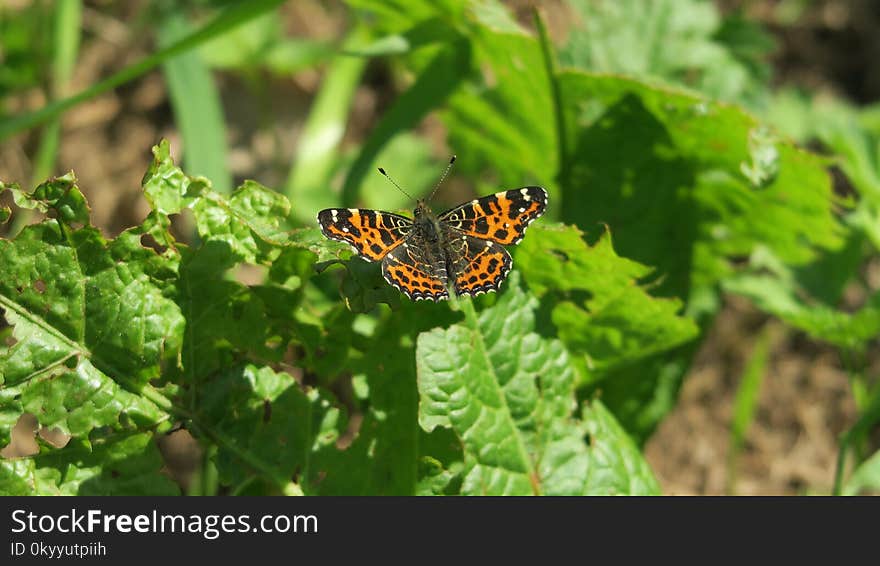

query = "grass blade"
[[340, 40, 470, 206], [0, 0, 285, 141], [159, 10, 231, 193], [285, 27, 370, 220], [11, 0, 82, 236], [726, 324, 772, 494], [31, 0, 81, 185]]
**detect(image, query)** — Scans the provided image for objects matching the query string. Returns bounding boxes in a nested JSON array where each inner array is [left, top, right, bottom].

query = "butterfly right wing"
[[438, 186, 547, 246], [448, 233, 513, 296], [381, 246, 449, 301], [317, 208, 412, 262]]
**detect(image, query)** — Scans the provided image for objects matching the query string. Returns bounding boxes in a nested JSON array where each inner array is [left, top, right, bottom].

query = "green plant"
[[1, 0, 876, 495]]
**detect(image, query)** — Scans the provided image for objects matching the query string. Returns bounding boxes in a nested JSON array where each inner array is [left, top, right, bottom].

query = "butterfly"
[[317, 163, 547, 301]]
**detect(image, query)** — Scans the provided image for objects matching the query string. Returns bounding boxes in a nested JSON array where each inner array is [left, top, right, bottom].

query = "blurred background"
[[1, 0, 879, 494]]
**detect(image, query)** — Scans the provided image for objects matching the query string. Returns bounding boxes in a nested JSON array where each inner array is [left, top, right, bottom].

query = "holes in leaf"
[[32, 279, 46, 294], [156, 429, 203, 493], [140, 233, 167, 254], [40, 427, 70, 449], [235, 264, 266, 286], [168, 209, 195, 243], [583, 432, 593, 447], [3, 315, 16, 347], [0, 413, 39, 459]]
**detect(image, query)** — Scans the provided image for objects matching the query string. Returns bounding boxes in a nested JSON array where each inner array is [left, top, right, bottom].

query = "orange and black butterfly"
[[317, 158, 547, 301]]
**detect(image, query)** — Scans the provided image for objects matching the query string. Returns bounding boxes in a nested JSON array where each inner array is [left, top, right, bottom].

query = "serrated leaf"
[[2, 173, 90, 226], [516, 224, 699, 375], [416, 272, 659, 495], [0, 216, 180, 446], [308, 302, 460, 495], [198, 364, 344, 492], [559, 72, 841, 298], [0, 432, 179, 495], [193, 180, 297, 264]]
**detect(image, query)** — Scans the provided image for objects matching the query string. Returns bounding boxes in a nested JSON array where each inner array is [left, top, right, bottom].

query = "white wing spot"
[[342, 227, 349, 232], [331, 210, 339, 221], [504, 223, 510, 228], [518, 207, 525, 213], [347, 208, 358, 214], [471, 199, 478, 205], [485, 241, 492, 248]]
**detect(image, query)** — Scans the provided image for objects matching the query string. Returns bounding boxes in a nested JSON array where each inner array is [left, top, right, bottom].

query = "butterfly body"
[[317, 186, 547, 301]]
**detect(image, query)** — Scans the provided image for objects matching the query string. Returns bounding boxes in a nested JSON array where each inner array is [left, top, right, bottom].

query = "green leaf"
[[516, 224, 699, 375], [443, 25, 558, 192], [723, 247, 880, 351], [558, 71, 841, 299], [579, 401, 661, 495], [559, 0, 773, 104], [843, 449, 880, 496], [4, 173, 89, 226], [767, 94, 880, 251], [198, 364, 344, 492], [0, 179, 182, 445], [199, 12, 333, 74], [0, 432, 179, 495], [416, 272, 659, 495], [730, 327, 771, 452], [142, 141, 297, 263]]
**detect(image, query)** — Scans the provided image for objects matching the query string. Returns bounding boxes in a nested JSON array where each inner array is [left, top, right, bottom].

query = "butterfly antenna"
[[428, 155, 456, 202], [377, 167, 415, 201]]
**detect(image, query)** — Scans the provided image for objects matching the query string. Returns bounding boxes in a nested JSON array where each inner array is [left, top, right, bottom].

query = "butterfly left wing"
[[449, 234, 513, 296], [317, 208, 411, 262], [438, 186, 547, 246]]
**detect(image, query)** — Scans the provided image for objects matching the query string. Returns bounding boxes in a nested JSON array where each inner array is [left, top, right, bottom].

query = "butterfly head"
[[413, 200, 432, 219]]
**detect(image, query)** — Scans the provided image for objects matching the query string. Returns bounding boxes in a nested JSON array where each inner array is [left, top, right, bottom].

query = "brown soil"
[[645, 298, 861, 495]]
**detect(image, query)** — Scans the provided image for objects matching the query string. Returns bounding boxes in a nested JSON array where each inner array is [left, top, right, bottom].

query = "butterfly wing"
[[438, 186, 547, 246], [448, 233, 513, 296], [382, 243, 449, 301], [317, 208, 411, 262]]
